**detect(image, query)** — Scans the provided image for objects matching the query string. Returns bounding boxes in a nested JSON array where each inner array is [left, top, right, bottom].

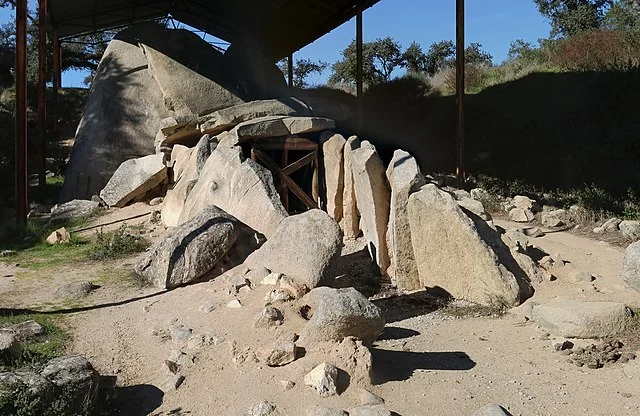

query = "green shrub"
[[87, 224, 149, 260], [551, 29, 640, 71]]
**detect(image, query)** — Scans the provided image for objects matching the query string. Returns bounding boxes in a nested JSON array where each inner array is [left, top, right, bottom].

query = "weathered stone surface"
[[0, 371, 54, 401], [620, 220, 640, 241], [603, 217, 622, 232], [360, 389, 385, 406], [135, 206, 263, 289], [307, 408, 348, 416], [621, 241, 640, 293], [249, 401, 278, 416], [322, 132, 346, 222], [304, 362, 338, 397], [342, 136, 361, 239], [457, 197, 491, 221], [509, 207, 534, 223], [352, 141, 391, 274], [511, 195, 535, 210], [54, 281, 97, 300], [348, 406, 392, 416], [408, 184, 526, 306], [0, 320, 44, 341], [41, 355, 100, 412], [471, 404, 510, 416], [0, 333, 21, 362], [50, 200, 100, 222], [199, 98, 311, 136], [541, 209, 569, 227], [233, 116, 335, 143], [244, 210, 342, 289], [386, 150, 426, 290], [331, 337, 373, 387], [255, 342, 296, 367], [299, 287, 384, 346], [100, 154, 167, 208], [179, 146, 287, 237], [46, 227, 71, 245], [532, 299, 630, 338], [254, 306, 284, 328]]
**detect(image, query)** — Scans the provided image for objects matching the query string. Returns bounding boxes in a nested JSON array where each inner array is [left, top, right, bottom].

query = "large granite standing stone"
[[621, 241, 640, 293], [408, 184, 526, 306], [342, 136, 361, 239], [60, 26, 171, 202], [532, 299, 630, 338], [321, 132, 346, 222], [244, 210, 342, 289], [299, 287, 385, 346], [386, 150, 426, 290], [179, 147, 287, 237], [136, 206, 263, 289], [351, 141, 391, 275], [99, 154, 167, 207]]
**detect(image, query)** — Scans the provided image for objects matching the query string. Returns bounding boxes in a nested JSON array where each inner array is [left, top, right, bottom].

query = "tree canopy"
[[278, 58, 328, 88]]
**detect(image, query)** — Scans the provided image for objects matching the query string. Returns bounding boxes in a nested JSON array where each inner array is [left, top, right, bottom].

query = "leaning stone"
[[532, 299, 630, 338], [54, 281, 97, 300], [254, 306, 284, 328], [509, 208, 534, 223], [304, 362, 338, 397], [99, 154, 167, 208], [408, 184, 528, 306], [299, 287, 384, 346], [233, 116, 335, 143], [620, 220, 640, 241], [341, 136, 361, 239], [348, 406, 392, 416], [321, 132, 347, 222], [46, 227, 71, 245], [471, 404, 510, 416], [136, 206, 263, 289], [0, 333, 21, 362], [50, 200, 100, 222], [255, 342, 296, 367], [351, 141, 391, 274], [621, 241, 640, 293], [248, 401, 277, 416], [41, 355, 100, 411], [199, 98, 311, 136], [385, 149, 426, 290], [244, 210, 342, 289]]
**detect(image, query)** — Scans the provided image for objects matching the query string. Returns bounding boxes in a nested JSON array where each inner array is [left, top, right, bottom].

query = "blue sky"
[[0, 0, 551, 87]]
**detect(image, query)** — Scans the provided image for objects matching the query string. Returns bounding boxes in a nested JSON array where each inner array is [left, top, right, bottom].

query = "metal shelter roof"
[[48, 0, 380, 60]]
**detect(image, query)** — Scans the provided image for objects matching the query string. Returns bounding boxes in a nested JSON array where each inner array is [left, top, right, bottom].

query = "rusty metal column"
[[38, 0, 48, 189], [356, 1, 363, 132], [455, 0, 466, 187], [52, 32, 61, 135], [288, 54, 294, 88], [15, 0, 28, 224]]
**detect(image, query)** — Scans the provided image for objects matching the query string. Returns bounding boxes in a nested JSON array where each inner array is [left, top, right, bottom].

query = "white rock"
[[304, 362, 339, 397]]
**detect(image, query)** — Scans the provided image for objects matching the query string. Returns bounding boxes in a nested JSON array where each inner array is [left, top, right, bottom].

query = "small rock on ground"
[[249, 401, 277, 416], [53, 281, 98, 300], [304, 362, 339, 397]]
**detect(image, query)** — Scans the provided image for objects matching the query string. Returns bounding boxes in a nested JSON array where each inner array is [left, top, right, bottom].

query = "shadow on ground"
[[108, 384, 165, 415]]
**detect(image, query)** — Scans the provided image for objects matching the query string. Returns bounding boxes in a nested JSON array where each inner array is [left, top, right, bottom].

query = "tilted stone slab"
[[321, 132, 346, 222], [233, 116, 335, 143], [386, 149, 426, 290], [532, 299, 630, 338], [351, 141, 391, 275], [99, 154, 167, 208], [408, 184, 525, 306], [341, 136, 361, 239]]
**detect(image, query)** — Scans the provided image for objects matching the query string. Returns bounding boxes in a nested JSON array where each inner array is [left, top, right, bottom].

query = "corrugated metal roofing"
[[48, 0, 380, 60]]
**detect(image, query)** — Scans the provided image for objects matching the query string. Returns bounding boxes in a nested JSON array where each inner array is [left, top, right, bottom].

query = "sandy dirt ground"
[[2, 210, 640, 416]]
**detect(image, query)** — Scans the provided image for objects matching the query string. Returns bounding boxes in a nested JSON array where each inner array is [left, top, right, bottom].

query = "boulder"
[[620, 220, 640, 241], [299, 287, 384, 346], [249, 401, 278, 416], [0, 320, 44, 341], [0, 371, 54, 402], [351, 141, 391, 274], [330, 337, 373, 387], [408, 184, 528, 306], [136, 206, 263, 289], [321, 132, 346, 222], [0, 333, 21, 363], [198, 98, 311, 136], [621, 241, 640, 293], [532, 299, 630, 338], [232, 116, 335, 143], [54, 281, 97, 300], [41, 355, 100, 413], [457, 197, 492, 221], [50, 200, 100, 222], [179, 146, 287, 237], [385, 150, 426, 290], [45, 227, 71, 245], [99, 154, 167, 208], [170, 145, 192, 183], [509, 208, 534, 223], [341, 136, 361, 239], [255, 342, 297, 367], [511, 195, 535, 211], [244, 210, 342, 289], [541, 209, 569, 227], [304, 362, 339, 397], [603, 217, 622, 232]]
